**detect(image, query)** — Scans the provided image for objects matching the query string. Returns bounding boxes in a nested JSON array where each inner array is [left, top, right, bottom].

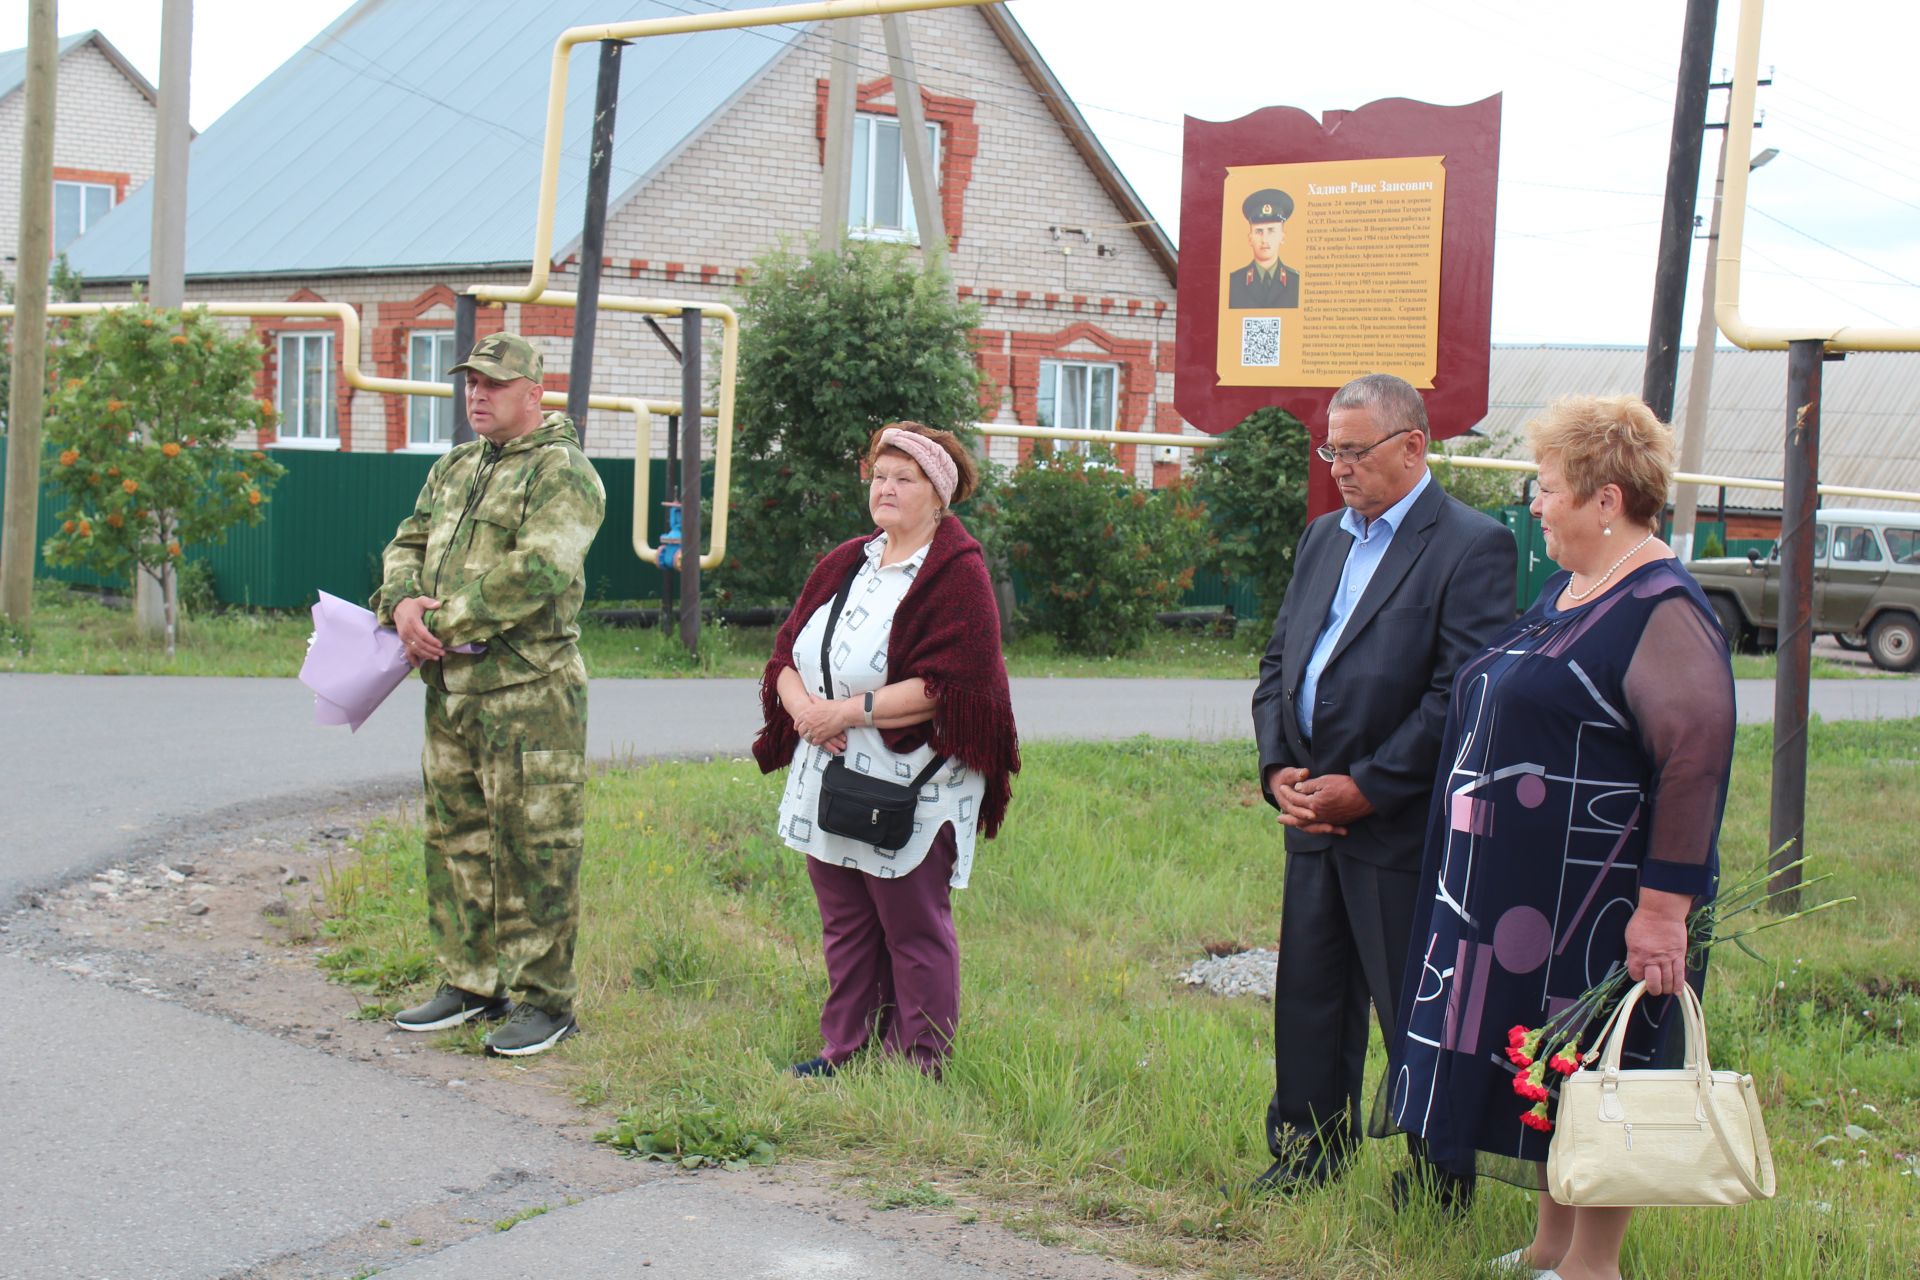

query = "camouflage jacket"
[[371, 413, 605, 693]]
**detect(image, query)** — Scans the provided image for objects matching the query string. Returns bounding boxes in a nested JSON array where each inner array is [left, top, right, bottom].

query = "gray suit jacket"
[[1251, 480, 1517, 872]]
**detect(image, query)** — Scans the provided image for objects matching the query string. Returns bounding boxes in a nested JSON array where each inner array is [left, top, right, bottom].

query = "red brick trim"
[[970, 328, 1010, 418], [1008, 322, 1154, 474], [519, 303, 575, 338], [251, 288, 357, 449], [52, 166, 133, 201], [372, 284, 503, 451], [816, 75, 977, 249]]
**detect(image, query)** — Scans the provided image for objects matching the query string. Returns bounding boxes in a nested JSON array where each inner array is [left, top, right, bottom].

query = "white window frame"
[[406, 330, 458, 450], [53, 179, 116, 251], [849, 113, 940, 243], [1037, 359, 1121, 456], [274, 332, 338, 447]]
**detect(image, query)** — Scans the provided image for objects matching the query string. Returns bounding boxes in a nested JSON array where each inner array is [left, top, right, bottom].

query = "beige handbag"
[[1546, 980, 1776, 1207]]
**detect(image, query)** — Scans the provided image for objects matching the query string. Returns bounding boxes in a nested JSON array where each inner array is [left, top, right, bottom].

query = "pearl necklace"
[[1564, 530, 1657, 602]]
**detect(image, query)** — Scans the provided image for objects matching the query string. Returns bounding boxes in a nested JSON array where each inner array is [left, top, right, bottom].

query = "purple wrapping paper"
[[298, 591, 479, 731]]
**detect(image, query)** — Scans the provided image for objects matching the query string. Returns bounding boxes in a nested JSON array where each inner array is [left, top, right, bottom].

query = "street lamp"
[[1671, 143, 1780, 561]]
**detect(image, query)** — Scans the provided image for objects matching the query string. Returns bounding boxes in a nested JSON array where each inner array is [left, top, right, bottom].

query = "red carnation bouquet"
[[1504, 849, 1849, 1135]]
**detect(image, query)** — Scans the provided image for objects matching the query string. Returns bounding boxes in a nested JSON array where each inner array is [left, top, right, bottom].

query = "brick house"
[[63, 0, 1194, 484], [0, 29, 159, 289]]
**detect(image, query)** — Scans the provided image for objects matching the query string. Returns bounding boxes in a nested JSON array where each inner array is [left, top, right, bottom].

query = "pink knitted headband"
[[877, 427, 958, 506]]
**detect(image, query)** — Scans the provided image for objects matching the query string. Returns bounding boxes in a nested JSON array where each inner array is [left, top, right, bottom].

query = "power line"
[[1741, 242, 1907, 326], [1770, 152, 1920, 220], [1748, 204, 1920, 292]]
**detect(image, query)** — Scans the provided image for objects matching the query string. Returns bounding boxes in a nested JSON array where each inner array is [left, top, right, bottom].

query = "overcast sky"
[[7, 0, 1917, 345]]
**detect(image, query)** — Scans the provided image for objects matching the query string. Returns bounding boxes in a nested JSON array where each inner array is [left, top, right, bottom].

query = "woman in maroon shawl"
[[752, 422, 1018, 1076]]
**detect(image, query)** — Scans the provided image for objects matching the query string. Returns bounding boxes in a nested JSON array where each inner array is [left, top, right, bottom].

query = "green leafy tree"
[[1429, 427, 1525, 511], [1190, 407, 1311, 624], [0, 254, 85, 433], [40, 303, 284, 652], [717, 240, 985, 605], [1002, 448, 1212, 655]]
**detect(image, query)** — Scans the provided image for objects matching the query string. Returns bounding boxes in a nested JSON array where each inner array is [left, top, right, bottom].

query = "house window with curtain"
[[408, 330, 457, 447], [53, 180, 116, 251], [276, 332, 336, 443], [850, 113, 939, 240], [1037, 360, 1119, 455]]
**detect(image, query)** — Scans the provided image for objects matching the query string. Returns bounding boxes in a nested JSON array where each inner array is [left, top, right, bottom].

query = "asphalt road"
[[1, 669, 1915, 1278], [4, 671, 1917, 904], [0, 674, 1269, 903]]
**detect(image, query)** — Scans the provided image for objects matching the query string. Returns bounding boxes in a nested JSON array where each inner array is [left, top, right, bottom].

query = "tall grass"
[[323, 725, 1919, 1278]]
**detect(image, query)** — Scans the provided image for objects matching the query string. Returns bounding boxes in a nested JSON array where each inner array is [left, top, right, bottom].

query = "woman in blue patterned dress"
[[1381, 396, 1736, 1280]]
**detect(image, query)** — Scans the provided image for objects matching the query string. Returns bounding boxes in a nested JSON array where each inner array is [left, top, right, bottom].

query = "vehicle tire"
[[1867, 613, 1919, 673], [1708, 593, 1749, 653], [1834, 631, 1868, 652]]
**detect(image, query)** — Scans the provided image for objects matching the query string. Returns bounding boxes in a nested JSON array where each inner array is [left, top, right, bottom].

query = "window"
[[1885, 526, 1920, 565], [1038, 360, 1119, 455], [408, 331, 457, 447], [1829, 524, 1882, 563], [53, 180, 116, 251], [850, 114, 939, 239], [277, 333, 336, 442], [1811, 525, 1830, 561]]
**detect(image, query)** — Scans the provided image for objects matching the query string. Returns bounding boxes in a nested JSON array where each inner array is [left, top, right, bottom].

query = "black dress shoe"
[[1388, 1165, 1476, 1218], [1241, 1154, 1344, 1197]]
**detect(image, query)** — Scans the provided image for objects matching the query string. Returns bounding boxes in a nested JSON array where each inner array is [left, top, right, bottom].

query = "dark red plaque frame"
[[1176, 95, 1501, 516]]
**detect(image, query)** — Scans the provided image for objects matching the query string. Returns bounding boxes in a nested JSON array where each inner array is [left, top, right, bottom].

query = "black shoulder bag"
[[812, 558, 946, 851]]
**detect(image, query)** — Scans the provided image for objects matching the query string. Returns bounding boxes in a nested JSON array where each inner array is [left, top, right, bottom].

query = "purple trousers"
[[804, 824, 959, 1073]]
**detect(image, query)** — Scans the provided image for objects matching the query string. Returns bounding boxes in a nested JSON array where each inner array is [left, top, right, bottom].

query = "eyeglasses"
[[1316, 427, 1414, 466]]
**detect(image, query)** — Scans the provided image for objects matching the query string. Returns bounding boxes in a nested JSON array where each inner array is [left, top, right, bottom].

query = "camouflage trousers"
[[421, 669, 588, 1015]]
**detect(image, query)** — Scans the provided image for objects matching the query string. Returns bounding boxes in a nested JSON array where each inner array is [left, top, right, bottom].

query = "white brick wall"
[[0, 39, 157, 288]]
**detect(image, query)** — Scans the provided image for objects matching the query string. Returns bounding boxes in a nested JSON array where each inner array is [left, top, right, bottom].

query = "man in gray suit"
[[1247, 373, 1516, 1210]]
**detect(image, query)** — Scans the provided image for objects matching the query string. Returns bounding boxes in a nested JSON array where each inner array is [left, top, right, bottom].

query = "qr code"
[[1240, 316, 1281, 367]]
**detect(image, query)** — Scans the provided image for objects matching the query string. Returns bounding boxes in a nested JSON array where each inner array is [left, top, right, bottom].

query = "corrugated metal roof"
[[1479, 344, 1920, 512], [0, 31, 97, 103], [62, 0, 803, 280]]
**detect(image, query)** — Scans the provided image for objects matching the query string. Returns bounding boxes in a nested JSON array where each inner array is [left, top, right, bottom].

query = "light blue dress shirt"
[[1296, 470, 1432, 739]]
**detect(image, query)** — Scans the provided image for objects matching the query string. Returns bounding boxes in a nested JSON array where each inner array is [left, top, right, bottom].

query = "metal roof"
[[1479, 344, 1920, 512], [0, 31, 149, 104], [0, 32, 86, 102], [61, 0, 804, 280]]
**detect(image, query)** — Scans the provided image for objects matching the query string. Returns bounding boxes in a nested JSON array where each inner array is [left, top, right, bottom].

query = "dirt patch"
[[1, 791, 1145, 1280]]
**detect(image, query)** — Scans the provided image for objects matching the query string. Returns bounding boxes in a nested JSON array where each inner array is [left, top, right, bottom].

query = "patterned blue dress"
[[1381, 558, 1735, 1183]]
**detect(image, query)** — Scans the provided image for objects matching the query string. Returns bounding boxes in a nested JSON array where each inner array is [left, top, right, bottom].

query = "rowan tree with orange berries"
[[40, 303, 285, 653]]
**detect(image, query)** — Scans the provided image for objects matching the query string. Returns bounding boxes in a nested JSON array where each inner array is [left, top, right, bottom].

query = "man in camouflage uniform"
[[375, 331, 605, 1057]]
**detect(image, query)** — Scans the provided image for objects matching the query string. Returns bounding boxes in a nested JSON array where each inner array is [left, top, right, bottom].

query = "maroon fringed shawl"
[[751, 515, 1020, 838]]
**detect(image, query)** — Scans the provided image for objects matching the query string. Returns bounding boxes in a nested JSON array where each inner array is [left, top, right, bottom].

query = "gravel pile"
[[1177, 948, 1278, 1000]]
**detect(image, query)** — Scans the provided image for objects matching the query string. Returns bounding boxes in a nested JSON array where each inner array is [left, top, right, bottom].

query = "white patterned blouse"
[[775, 532, 985, 886]]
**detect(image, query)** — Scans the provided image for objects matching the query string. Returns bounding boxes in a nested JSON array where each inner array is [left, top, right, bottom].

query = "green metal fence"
[[0, 439, 698, 610], [3, 444, 1763, 621]]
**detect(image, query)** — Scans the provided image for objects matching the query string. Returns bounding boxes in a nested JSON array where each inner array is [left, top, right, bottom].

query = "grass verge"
[[318, 724, 1920, 1278], [2, 583, 1268, 678]]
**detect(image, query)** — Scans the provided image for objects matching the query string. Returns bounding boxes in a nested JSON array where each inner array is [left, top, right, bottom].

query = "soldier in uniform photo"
[[1227, 187, 1302, 309], [374, 331, 606, 1057]]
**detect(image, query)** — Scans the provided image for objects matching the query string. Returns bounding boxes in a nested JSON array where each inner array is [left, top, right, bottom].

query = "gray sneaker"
[[484, 1004, 578, 1057], [394, 984, 509, 1032]]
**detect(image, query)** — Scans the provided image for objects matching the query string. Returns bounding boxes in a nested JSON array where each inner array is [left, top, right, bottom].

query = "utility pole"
[[138, 0, 193, 637], [1641, 0, 1718, 425], [817, 19, 857, 250], [881, 14, 947, 277], [566, 37, 626, 448], [1671, 115, 1774, 562], [1, 0, 58, 627]]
